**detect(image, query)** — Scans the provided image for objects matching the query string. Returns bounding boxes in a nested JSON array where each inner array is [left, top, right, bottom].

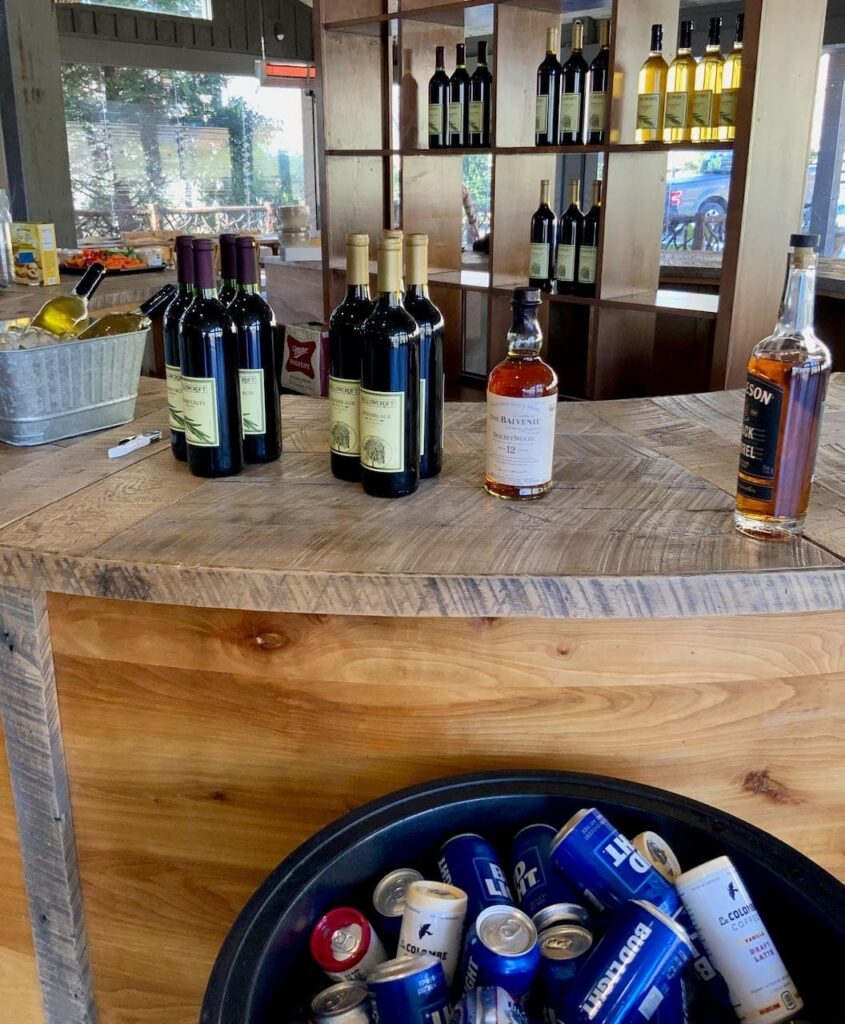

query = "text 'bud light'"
[[511, 823, 584, 918], [439, 833, 513, 919]]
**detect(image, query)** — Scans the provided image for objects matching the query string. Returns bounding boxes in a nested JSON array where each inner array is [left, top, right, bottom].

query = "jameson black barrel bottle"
[[163, 235, 196, 461]]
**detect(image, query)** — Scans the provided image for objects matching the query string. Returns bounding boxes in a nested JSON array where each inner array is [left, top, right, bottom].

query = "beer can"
[[549, 808, 681, 916], [675, 908, 735, 1020], [633, 831, 682, 881], [367, 954, 451, 1024], [458, 905, 540, 998], [373, 868, 424, 937], [537, 922, 593, 1019], [451, 986, 530, 1024], [511, 823, 585, 918], [398, 880, 468, 984], [439, 833, 513, 920], [676, 856, 803, 1023], [310, 907, 387, 982], [311, 981, 373, 1023], [532, 901, 591, 933], [651, 977, 689, 1024]]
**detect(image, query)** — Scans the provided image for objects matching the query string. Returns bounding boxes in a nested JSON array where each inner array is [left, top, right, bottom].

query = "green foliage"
[[78, 0, 209, 16]]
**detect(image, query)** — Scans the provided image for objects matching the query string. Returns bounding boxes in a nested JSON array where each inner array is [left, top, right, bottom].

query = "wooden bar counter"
[[1, 378, 844, 1024]]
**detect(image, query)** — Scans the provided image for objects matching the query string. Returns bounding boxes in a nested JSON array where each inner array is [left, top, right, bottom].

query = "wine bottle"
[[535, 27, 562, 146], [528, 179, 557, 294], [218, 233, 238, 306], [30, 262, 106, 337], [230, 235, 281, 464], [636, 24, 668, 144], [555, 179, 584, 296], [586, 20, 611, 145], [735, 234, 831, 540], [382, 229, 406, 291], [428, 46, 450, 149], [77, 284, 177, 338], [329, 233, 373, 482], [163, 234, 195, 462], [404, 233, 444, 479], [692, 17, 724, 143], [559, 20, 588, 145], [577, 179, 601, 298], [663, 20, 696, 143], [448, 43, 470, 147], [359, 235, 420, 498], [179, 238, 244, 478], [719, 13, 743, 141], [468, 40, 492, 148], [485, 287, 558, 501]]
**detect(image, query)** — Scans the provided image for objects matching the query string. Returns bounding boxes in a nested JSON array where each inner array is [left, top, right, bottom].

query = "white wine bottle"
[[692, 17, 725, 143], [636, 24, 668, 144], [77, 285, 176, 338], [29, 262, 107, 337], [719, 13, 743, 141], [663, 20, 696, 143]]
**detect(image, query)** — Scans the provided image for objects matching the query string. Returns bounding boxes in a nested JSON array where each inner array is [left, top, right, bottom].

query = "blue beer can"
[[367, 954, 451, 1024], [451, 986, 529, 1024], [554, 899, 694, 1024], [549, 808, 681, 917], [652, 976, 690, 1024], [537, 922, 593, 1021], [458, 906, 540, 999], [673, 909, 734, 1022], [511, 824, 585, 918], [439, 833, 513, 920]]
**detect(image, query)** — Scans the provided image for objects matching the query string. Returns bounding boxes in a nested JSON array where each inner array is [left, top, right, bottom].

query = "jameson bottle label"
[[719, 89, 739, 126], [559, 93, 582, 134], [737, 374, 784, 502], [556, 244, 576, 283], [181, 376, 220, 447], [165, 363, 184, 432], [578, 246, 597, 284], [428, 103, 443, 135], [664, 92, 689, 129], [419, 377, 427, 456], [468, 100, 484, 133], [238, 368, 265, 436], [360, 389, 405, 472], [329, 376, 360, 455], [535, 94, 549, 133], [529, 242, 550, 279], [691, 90, 714, 128], [636, 93, 661, 130], [448, 101, 463, 133], [587, 92, 607, 131], [486, 394, 557, 487]]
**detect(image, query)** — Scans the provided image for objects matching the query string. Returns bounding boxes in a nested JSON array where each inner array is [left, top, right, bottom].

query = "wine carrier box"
[[281, 321, 329, 397], [10, 222, 61, 286]]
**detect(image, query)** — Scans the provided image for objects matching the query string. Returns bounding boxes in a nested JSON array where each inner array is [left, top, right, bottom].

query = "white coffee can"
[[398, 880, 468, 984]]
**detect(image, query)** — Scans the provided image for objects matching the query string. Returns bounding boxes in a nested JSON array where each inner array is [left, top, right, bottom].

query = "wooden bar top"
[[0, 270, 176, 321], [1, 377, 843, 619]]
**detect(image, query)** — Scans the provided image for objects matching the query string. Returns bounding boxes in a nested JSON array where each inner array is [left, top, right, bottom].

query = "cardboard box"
[[281, 322, 329, 397], [11, 223, 60, 286]]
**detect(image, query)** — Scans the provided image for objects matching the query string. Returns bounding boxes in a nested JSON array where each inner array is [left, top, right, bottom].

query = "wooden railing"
[[662, 213, 727, 252]]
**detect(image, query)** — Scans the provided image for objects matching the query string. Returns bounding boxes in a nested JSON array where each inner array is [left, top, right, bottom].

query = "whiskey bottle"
[[735, 234, 831, 540], [485, 287, 558, 500]]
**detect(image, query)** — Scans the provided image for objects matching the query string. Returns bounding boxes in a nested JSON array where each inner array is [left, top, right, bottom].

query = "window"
[[75, 0, 212, 18], [662, 150, 731, 253], [802, 50, 845, 258]]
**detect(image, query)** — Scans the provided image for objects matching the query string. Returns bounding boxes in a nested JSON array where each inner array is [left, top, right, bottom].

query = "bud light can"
[[511, 824, 584, 918], [632, 831, 682, 881], [398, 880, 468, 985], [439, 833, 513, 920], [451, 986, 530, 1024], [549, 808, 681, 917], [674, 908, 734, 1021], [652, 977, 689, 1024], [458, 905, 540, 998], [367, 954, 451, 1024], [310, 907, 388, 982], [532, 902, 591, 933], [373, 868, 424, 938], [537, 922, 593, 1021], [311, 981, 373, 1023]]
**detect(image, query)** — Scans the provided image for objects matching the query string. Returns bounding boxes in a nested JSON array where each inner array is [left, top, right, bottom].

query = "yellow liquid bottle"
[[636, 23, 669, 144], [77, 284, 177, 338], [663, 20, 696, 143], [719, 13, 743, 141], [692, 17, 725, 143], [30, 262, 106, 337]]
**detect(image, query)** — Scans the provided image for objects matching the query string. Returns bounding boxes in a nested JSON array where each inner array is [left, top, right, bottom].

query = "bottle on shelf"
[[29, 262, 107, 337], [663, 20, 696, 144], [586, 20, 611, 145], [163, 234, 195, 462], [468, 40, 492, 148], [735, 234, 831, 540], [428, 45, 450, 149], [404, 233, 444, 480], [636, 24, 668, 144], [485, 286, 558, 501], [535, 26, 562, 147], [359, 234, 420, 499], [448, 43, 470, 148], [328, 233, 374, 482], [528, 179, 557, 294], [77, 285, 176, 338], [179, 238, 244, 478], [230, 235, 281, 464], [719, 13, 743, 141], [692, 17, 725, 143], [555, 179, 584, 296], [559, 19, 588, 145], [577, 179, 602, 298], [0, 189, 13, 288], [218, 233, 239, 305]]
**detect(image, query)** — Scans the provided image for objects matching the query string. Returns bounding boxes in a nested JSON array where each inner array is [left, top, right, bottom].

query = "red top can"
[[310, 907, 379, 976]]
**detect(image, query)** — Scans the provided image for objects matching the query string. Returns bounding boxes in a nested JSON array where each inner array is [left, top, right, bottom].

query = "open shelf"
[[601, 290, 719, 319]]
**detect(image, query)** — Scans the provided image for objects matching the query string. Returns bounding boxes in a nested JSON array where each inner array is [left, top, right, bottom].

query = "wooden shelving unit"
[[314, 0, 826, 398]]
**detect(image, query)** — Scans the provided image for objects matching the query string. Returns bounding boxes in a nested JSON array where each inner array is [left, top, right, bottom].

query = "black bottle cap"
[[790, 233, 819, 250], [512, 286, 541, 307], [735, 13, 744, 42], [456, 42, 466, 63], [435, 45, 444, 65], [236, 235, 259, 285], [478, 40, 487, 63], [679, 20, 694, 48], [708, 16, 721, 45], [139, 284, 177, 318], [192, 238, 216, 290], [650, 23, 663, 51], [219, 233, 238, 279], [175, 235, 195, 285]]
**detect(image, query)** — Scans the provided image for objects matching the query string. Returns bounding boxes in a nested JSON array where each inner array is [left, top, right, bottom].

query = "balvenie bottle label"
[[587, 92, 607, 131], [719, 89, 739, 126], [360, 389, 405, 472], [663, 92, 689, 129], [181, 376, 220, 447], [330, 376, 360, 455], [559, 93, 582, 134], [486, 394, 557, 487], [691, 90, 714, 128], [165, 363, 185, 432], [468, 100, 484, 133], [737, 373, 784, 502], [238, 368, 266, 436], [578, 246, 597, 284], [448, 101, 463, 133], [428, 103, 443, 135], [636, 93, 661, 129], [556, 244, 576, 282], [535, 94, 549, 133], [529, 242, 550, 279]]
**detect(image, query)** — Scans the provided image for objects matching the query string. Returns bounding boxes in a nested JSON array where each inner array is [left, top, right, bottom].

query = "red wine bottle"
[[163, 235, 195, 462], [535, 27, 562, 146], [528, 179, 557, 293], [556, 179, 584, 296], [179, 238, 244, 477], [428, 46, 450, 149], [448, 43, 470, 147], [576, 179, 601, 297], [559, 20, 588, 145], [586, 20, 611, 144], [218, 233, 238, 306], [468, 40, 492, 148]]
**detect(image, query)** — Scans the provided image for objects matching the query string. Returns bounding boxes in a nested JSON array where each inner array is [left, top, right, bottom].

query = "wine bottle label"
[[419, 376, 427, 456], [636, 93, 661, 130], [238, 368, 266, 436], [329, 376, 360, 456], [587, 91, 607, 132], [663, 92, 689, 129], [719, 89, 739, 127], [165, 363, 185, 433], [448, 101, 463, 134], [428, 103, 443, 135], [535, 94, 549, 133], [578, 246, 597, 284], [529, 242, 550, 280], [555, 244, 576, 283], [360, 388, 405, 472], [691, 90, 714, 128], [737, 373, 784, 499], [486, 393, 557, 487], [468, 100, 484, 133], [559, 93, 582, 134], [181, 376, 220, 448]]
